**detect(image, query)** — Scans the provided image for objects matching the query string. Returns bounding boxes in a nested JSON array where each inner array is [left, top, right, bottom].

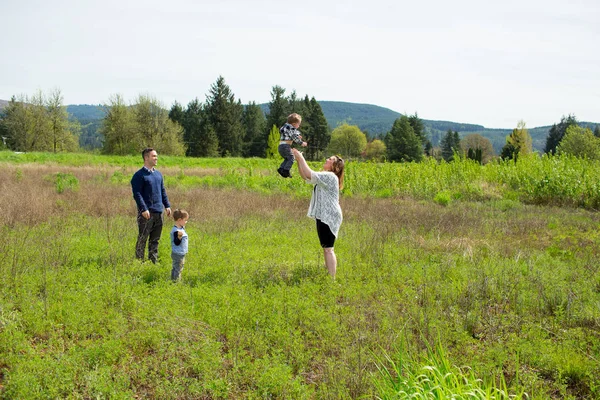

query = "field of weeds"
[[0, 151, 599, 399]]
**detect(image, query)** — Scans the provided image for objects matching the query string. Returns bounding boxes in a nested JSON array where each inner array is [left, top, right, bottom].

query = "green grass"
[[2, 150, 599, 208], [0, 152, 599, 398]]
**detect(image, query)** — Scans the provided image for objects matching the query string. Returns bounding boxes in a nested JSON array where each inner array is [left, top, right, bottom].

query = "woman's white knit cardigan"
[[305, 171, 342, 237]]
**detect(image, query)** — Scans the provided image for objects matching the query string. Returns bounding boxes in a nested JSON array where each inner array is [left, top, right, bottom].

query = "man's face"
[[145, 150, 158, 167]]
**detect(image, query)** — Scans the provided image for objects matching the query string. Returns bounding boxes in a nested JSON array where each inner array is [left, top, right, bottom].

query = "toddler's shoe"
[[277, 168, 291, 178]]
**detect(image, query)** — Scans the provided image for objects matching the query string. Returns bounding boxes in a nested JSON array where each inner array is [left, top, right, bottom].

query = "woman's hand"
[[292, 148, 311, 180], [292, 148, 304, 160]]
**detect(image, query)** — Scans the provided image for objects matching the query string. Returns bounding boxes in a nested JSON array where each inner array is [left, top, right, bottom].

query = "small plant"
[[373, 341, 527, 399], [54, 172, 79, 193], [434, 190, 452, 206]]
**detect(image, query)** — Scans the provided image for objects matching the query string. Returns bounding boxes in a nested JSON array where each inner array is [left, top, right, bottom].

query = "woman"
[[292, 148, 345, 279]]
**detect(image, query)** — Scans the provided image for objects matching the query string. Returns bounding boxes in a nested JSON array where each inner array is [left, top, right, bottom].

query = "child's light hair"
[[287, 113, 302, 124], [173, 209, 189, 221]]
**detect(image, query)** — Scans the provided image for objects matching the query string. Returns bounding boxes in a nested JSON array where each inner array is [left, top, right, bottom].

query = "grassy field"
[[0, 151, 599, 399]]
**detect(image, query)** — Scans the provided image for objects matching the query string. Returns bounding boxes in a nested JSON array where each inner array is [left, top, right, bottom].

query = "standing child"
[[277, 113, 307, 178], [170, 209, 189, 282]]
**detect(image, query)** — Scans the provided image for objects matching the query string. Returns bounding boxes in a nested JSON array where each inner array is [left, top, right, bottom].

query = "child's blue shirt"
[[171, 225, 188, 255]]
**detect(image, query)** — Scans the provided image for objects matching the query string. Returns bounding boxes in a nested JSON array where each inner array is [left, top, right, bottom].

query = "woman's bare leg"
[[323, 247, 337, 279]]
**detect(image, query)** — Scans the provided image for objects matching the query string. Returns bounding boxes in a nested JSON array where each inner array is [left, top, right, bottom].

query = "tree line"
[[1, 78, 599, 163]]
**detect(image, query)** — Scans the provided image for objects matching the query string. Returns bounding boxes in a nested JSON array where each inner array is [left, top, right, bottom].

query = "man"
[[131, 148, 171, 263]]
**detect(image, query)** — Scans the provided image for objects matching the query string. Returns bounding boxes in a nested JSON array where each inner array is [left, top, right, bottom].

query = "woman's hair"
[[331, 156, 345, 190], [173, 209, 189, 221]]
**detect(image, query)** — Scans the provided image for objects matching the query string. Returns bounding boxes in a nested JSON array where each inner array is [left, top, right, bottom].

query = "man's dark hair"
[[142, 148, 155, 160]]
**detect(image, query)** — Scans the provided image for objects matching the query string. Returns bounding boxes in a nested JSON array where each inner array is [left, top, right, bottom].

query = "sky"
[[1, 0, 599, 128]]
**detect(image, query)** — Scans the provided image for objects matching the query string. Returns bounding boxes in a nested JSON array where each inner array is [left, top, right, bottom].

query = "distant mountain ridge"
[[1, 99, 598, 153]]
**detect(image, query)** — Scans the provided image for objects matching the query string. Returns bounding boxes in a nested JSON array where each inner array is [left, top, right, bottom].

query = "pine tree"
[[182, 98, 218, 157], [500, 120, 532, 161], [594, 125, 600, 138], [1, 95, 33, 151], [242, 102, 267, 157], [169, 101, 185, 125], [266, 125, 279, 159], [385, 115, 423, 162], [265, 86, 289, 132], [544, 114, 578, 154], [205, 76, 244, 157], [440, 129, 460, 161], [408, 113, 427, 147], [304, 97, 330, 160]]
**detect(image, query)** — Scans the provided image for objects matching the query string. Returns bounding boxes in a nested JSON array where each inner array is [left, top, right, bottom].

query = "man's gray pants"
[[135, 212, 163, 263]]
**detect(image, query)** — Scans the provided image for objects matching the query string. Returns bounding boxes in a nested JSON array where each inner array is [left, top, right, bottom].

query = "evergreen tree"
[[288, 90, 300, 115], [1, 95, 33, 151], [440, 129, 461, 161], [242, 102, 267, 157], [265, 86, 289, 132], [594, 125, 600, 138], [544, 114, 578, 154], [266, 125, 279, 159], [182, 98, 218, 157], [408, 113, 427, 147], [205, 76, 244, 156], [168, 101, 185, 125], [304, 97, 330, 160], [385, 115, 423, 162], [500, 120, 532, 161]]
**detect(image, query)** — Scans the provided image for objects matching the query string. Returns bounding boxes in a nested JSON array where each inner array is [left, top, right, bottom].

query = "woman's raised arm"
[[292, 149, 313, 180]]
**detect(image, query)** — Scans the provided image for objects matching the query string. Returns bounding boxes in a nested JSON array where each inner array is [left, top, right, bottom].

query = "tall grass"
[[2, 150, 599, 208], [374, 340, 527, 399], [0, 152, 599, 398]]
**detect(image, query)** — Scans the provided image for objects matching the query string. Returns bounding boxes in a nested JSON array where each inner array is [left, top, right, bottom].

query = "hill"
[[1, 100, 598, 154]]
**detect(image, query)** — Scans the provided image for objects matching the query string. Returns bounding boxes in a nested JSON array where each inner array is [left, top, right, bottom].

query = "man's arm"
[[131, 172, 148, 212], [160, 173, 171, 216]]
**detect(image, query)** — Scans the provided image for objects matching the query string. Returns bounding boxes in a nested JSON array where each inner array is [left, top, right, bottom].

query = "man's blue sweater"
[[131, 167, 170, 213]]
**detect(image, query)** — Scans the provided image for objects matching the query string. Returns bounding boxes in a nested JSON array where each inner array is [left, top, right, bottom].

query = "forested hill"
[[317, 101, 485, 135], [2, 99, 598, 153], [260, 101, 486, 146]]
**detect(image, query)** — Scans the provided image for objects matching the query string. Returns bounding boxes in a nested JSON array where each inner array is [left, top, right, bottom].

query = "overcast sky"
[[1, 0, 598, 128]]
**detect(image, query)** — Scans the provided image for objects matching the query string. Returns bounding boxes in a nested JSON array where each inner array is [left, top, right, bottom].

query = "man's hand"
[[165, 207, 172, 217], [142, 210, 150, 220], [301, 141, 307, 147]]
